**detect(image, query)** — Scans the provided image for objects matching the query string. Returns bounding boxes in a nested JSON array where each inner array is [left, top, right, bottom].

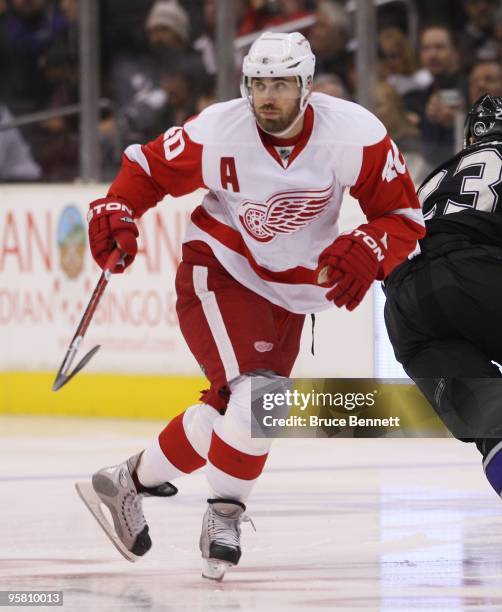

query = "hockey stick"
[[52, 249, 123, 391]]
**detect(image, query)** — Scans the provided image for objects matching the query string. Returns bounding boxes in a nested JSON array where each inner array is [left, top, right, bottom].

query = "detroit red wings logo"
[[239, 184, 334, 243]]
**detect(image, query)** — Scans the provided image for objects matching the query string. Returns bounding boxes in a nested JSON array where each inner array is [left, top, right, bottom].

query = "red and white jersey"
[[108, 93, 424, 314]]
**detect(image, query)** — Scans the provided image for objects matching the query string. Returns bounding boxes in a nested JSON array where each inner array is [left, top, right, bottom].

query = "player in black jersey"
[[384, 94, 502, 498]]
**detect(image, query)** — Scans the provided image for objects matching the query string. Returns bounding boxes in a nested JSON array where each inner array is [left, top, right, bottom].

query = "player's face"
[[250, 77, 302, 134]]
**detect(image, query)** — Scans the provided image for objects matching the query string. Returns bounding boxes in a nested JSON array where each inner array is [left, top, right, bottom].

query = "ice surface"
[[1, 415, 501, 611]]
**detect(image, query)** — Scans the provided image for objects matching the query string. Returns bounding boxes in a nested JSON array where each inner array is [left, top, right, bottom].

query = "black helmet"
[[464, 94, 502, 147]]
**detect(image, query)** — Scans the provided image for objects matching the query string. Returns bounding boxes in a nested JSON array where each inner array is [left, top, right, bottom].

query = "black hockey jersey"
[[418, 140, 502, 245]]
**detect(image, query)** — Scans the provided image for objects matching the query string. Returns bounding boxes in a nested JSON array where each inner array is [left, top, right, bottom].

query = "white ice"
[[1, 415, 502, 611]]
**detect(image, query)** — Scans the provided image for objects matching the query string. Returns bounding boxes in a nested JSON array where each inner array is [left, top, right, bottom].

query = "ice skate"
[[200, 498, 253, 581], [75, 452, 177, 562]]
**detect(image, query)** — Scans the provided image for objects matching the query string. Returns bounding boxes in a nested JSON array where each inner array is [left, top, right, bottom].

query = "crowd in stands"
[[1, 0, 502, 184]]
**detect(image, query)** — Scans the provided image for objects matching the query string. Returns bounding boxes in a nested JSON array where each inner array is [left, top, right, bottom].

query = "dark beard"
[[255, 105, 300, 134], [256, 116, 292, 133]]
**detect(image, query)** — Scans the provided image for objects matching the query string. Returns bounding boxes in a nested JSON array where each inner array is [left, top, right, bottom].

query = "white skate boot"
[[76, 452, 177, 562], [199, 498, 253, 581]]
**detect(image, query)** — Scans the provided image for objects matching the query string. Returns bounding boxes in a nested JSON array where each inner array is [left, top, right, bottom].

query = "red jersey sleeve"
[[107, 125, 206, 218], [349, 134, 425, 278]]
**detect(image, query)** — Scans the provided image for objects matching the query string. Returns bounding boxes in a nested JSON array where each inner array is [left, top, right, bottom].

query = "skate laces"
[[242, 514, 256, 532], [208, 507, 255, 547]]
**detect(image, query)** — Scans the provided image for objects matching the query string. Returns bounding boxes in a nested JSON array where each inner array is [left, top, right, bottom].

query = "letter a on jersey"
[[220, 157, 240, 192]]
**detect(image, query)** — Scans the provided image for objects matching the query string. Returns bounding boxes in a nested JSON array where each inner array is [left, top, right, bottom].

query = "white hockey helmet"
[[240, 31, 316, 114]]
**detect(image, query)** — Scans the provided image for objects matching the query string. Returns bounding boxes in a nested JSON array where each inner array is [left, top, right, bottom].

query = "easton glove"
[[87, 198, 139, 273], [316, 228, 386, 311]]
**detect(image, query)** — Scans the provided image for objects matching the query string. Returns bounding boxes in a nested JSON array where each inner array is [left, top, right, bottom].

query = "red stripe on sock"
[[208, 432, 268, 480], [158, 413, 206, 473]]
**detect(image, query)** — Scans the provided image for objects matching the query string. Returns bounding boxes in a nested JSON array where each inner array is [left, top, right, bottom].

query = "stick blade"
[[52, 345, 101, 392], [52, 375, 68, 392]]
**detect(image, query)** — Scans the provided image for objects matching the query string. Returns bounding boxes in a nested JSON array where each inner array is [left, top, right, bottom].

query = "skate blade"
[[201, 558, 233, 581], [75, 482, 139, 563]]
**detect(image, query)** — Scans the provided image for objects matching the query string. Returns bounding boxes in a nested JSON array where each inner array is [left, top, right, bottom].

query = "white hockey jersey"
[[109, 93, 424, 313]]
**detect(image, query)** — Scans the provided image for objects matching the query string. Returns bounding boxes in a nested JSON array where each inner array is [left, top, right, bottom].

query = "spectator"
[[313, 73, 350, 99], [469, 60, 502, 103], [195, 74, 217, 113], [417, 24, 467, 167], [193, 0, 245, 77], [457, 0, 499, 72], [40, 37, 78, 112], [419, 24, 463, 90], [109, 0, 206, 145], [60, 0, 78, 23], [239, 0, 313, 35], [0, 0, 68, 115], [307, 1, 352, 93], [25, 37, 80, 181], [160, 55, 206, 125], [40, 0, 119, 181], [146, 0, 190, 50], [193, 0, 218, 75], [494, 11, 502, 61], [378, 27, 432, 107], [374, 81, 430, 185], [0, 105, 41, 181]]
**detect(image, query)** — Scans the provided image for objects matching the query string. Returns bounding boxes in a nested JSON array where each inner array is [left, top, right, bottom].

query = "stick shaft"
[[58, 250, 121, 378]]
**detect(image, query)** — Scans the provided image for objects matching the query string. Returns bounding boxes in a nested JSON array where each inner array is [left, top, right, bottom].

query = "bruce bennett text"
[[262, 415, 401, 427]]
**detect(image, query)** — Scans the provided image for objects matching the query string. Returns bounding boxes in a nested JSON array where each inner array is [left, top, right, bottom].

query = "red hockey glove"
[[316, 228, 386, 311], [87, 198, 139, 273]]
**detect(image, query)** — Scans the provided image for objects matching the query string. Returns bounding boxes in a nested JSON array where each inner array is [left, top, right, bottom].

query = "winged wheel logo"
[[239, 185, 334, 243]]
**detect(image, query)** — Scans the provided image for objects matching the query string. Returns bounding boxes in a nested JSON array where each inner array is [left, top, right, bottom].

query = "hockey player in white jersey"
[[76, 32, 425, 580]]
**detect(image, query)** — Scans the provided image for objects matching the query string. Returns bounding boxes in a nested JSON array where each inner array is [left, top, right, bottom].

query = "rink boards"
[[0, 371, 206, 419], [0, 184, 372, 418]]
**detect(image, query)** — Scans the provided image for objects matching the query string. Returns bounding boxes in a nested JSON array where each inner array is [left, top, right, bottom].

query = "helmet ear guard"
[[464, 94, 502, 147]]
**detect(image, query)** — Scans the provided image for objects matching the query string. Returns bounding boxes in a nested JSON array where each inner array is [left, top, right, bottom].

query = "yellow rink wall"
[[0, 372, 207, 420]]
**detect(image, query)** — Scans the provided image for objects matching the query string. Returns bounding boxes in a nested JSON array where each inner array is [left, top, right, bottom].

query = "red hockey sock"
[[208, 432, 268, 480], [206, 431, 269, 501], [159, 413, 207, 473]]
